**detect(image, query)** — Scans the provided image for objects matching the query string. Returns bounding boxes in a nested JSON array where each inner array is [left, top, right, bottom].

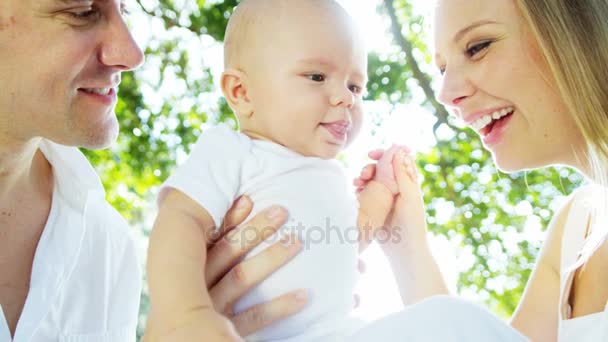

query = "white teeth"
[[83, 88, 111, 95], [470, 107, 514, 131]]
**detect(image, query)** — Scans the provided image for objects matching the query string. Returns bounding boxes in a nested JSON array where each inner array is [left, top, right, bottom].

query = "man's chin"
[[80, 130, 119, 150], [80, 139, 115, 150], [69, 120, 119, 150]]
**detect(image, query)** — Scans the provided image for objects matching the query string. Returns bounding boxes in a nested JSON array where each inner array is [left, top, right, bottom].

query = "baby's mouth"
[[321, 122, 349, 141]]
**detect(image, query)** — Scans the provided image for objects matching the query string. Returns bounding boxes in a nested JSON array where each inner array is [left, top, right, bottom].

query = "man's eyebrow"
[[453, 20, 499, 43], [54, 0, 96, 6]]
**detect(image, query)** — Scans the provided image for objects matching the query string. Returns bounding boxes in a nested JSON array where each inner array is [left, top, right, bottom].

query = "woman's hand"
[[384, 149, 427, 255], [205, 196, 308, 337], [353, 148, 428, 255], [359, 149, 449, 305]]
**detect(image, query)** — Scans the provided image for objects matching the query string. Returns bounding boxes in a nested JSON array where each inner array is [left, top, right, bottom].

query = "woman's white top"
[[558, 185, 608, 341]]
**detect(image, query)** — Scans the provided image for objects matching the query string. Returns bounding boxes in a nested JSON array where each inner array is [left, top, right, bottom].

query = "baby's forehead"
[[224, 0, 362, 68], [231, 0, 352, 33]]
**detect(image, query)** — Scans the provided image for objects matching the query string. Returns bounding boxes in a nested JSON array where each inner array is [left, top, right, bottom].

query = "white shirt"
[[0, 140, 141, 342], [350, 296, 528, 341], [161, 125, 360, 341]]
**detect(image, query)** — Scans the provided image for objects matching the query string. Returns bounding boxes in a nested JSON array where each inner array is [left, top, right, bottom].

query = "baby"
[[146, 0, 411, 341]]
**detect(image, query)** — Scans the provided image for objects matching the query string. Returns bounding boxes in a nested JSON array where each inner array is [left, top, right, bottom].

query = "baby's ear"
[[221, 68, 254, 118]]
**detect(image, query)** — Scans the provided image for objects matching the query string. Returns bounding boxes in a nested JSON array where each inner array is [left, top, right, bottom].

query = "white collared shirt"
[[0, 140, 141, 342]]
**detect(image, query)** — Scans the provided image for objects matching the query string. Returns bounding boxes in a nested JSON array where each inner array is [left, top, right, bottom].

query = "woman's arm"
[[356, 149, 448, 305], [510, 195, 574, 342], [382, 153, 449, 305]]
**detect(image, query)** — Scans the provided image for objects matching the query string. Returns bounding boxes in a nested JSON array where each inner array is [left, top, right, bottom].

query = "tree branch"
[[381, 0, 453, 134]]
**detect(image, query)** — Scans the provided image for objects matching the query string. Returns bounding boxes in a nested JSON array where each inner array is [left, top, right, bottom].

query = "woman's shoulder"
[[569, 183, 608, 203], [554, 183, 607, 231], [561, 184, 608, 238], [552, 183, 608, 269], [534, 184, 603, 274]]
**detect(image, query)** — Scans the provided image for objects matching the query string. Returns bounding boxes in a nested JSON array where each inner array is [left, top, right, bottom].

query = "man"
[[1, 1, 311, 340], [0, 0, 144, 340]]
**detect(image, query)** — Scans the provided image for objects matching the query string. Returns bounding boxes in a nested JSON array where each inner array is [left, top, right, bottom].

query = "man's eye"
[[308, 74, 325, 82], [68, 9, 100, 21], [465, 41, 492, 58], [120, 4, 131, 16]]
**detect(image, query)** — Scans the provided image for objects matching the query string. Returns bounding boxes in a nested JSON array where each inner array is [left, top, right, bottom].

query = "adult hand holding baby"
[[205, 199, 308, 336], [205, 196, 368, 336]]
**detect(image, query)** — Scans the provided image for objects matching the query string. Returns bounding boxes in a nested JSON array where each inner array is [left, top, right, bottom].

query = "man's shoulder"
[[84, 196, 136, 251]]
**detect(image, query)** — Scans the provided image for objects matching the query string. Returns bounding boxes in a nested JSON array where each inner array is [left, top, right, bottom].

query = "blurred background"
[[86, 0, 584, 339]]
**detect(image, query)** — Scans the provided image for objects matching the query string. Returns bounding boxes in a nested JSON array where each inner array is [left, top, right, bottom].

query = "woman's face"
[[433, 0, 585, 172]]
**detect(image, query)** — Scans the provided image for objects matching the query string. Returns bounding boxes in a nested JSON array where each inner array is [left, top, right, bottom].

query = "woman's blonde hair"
[[516, 0, 608, 265]]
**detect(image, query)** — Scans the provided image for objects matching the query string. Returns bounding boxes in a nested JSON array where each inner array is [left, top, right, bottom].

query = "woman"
[[203, 0, 608, 340]]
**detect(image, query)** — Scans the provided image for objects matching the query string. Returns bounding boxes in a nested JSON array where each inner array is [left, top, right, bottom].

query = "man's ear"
[[221, 68, 254, 118]]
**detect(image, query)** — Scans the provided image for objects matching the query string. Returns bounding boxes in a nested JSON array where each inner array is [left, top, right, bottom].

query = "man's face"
[[0, 0, 144, 149]]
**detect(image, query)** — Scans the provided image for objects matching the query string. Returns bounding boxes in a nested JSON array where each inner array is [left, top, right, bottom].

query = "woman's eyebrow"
[[453, 20, 499, 43]]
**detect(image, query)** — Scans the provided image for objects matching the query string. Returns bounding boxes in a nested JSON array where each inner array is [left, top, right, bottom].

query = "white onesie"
[[161, 124, 360, 341]]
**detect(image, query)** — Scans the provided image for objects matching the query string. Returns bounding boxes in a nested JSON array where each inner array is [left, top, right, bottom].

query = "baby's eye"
[[307, 74, 325, 82]]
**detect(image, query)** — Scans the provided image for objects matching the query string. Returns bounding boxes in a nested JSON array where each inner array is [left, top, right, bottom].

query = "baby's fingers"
[[359, 164, 376, 181], [368, 149, 385, 161], [377, 145, 404, 177]]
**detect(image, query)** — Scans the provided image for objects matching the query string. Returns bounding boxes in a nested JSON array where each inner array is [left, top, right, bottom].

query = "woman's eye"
[[308, 74, 325, 82], [466, 41, 492, 58], [349, 84, 362, 94]]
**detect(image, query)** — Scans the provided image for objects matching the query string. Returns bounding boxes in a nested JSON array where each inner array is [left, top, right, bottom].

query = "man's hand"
[[145, 307, 243, 342], [205, 196, 308, 337]]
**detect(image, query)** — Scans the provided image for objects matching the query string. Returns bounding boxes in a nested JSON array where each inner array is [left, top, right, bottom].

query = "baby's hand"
[[355, 145, 417, 251], [375, 145, 408, 194], [357, 145, 411, 196]]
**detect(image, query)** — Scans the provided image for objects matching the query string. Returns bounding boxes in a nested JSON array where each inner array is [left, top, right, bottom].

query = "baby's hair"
[[223, 0, 265, 69]]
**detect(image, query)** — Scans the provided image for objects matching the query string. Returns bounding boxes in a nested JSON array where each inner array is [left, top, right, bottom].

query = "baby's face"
[[246, 4, 367, 159]]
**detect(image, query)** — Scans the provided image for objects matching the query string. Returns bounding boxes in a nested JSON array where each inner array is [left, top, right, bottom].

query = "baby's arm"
[[146, 189, 242, 342], [357, 145, 404, 251]]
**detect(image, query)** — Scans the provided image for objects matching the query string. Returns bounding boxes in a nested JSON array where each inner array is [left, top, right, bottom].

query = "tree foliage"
[[84, 0, 584, 336]]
